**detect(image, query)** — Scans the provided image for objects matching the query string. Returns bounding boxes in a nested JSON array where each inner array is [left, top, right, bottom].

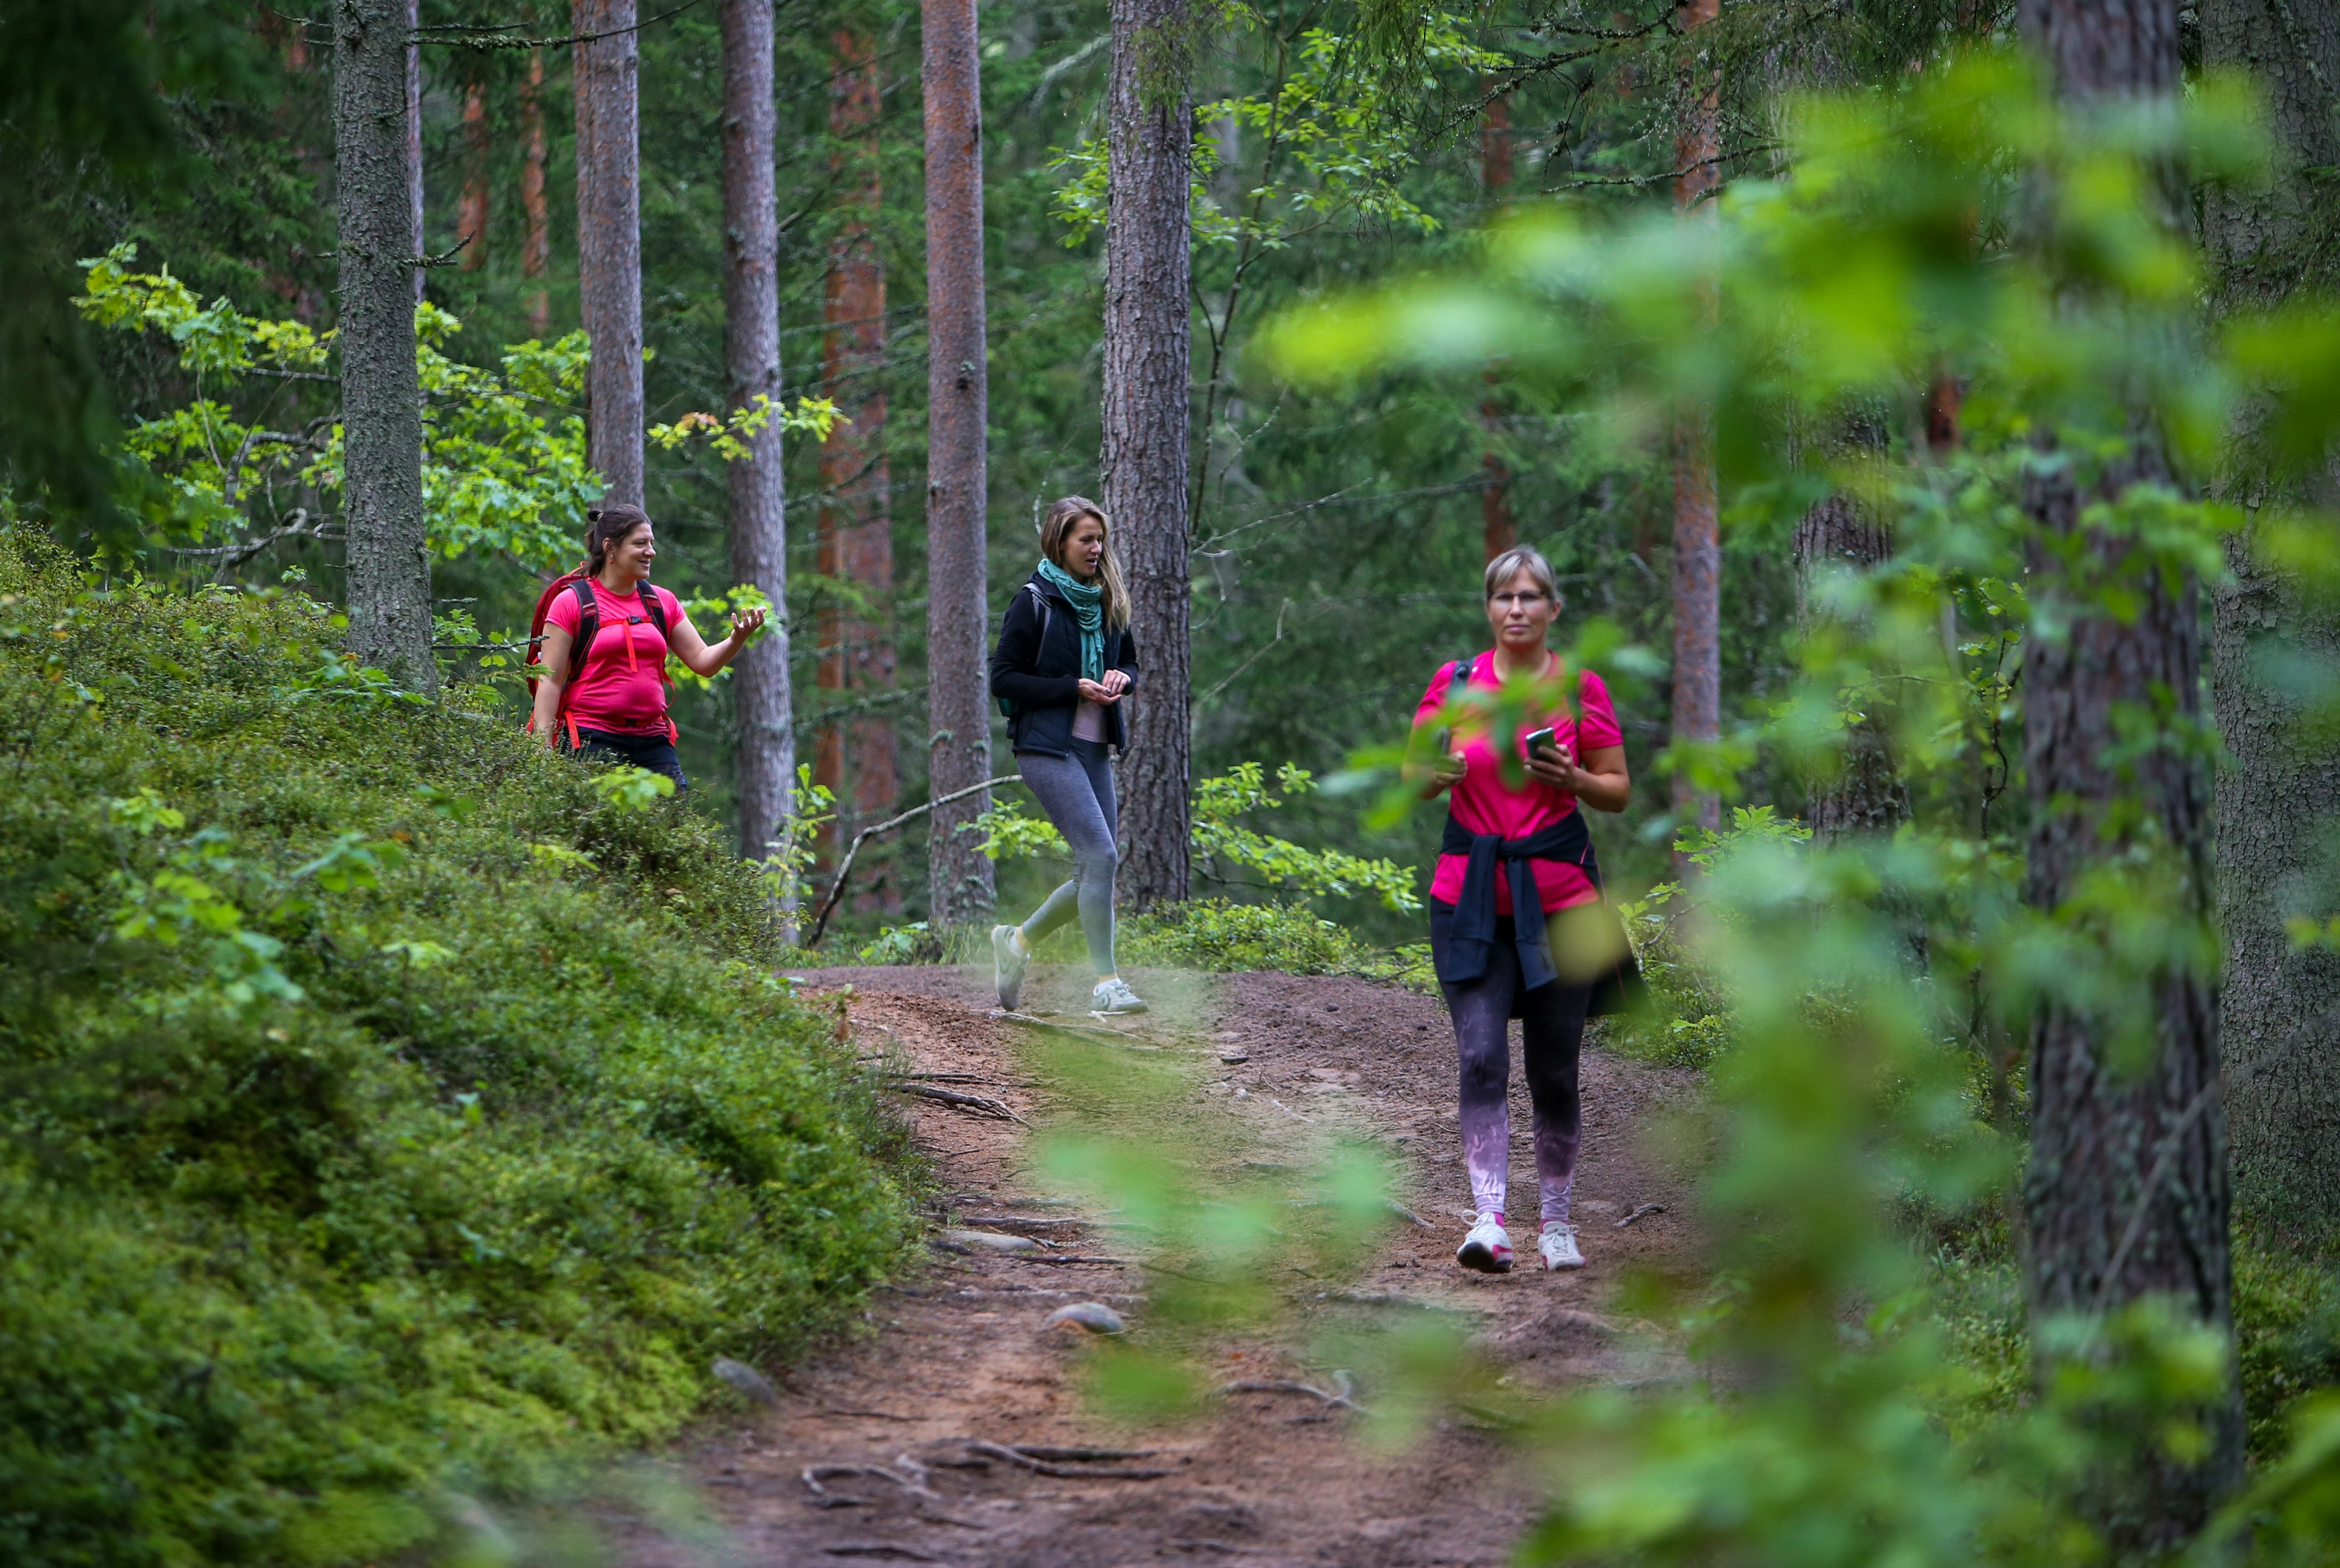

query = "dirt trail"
[[614, 963, 1697, 1568]]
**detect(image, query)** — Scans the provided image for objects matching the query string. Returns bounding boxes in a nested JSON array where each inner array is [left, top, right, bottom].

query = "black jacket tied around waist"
[[1436, 809, 1645, 1018]]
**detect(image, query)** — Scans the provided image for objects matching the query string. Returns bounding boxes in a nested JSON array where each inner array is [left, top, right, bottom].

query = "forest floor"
[[609, 963, 1701, 1568]]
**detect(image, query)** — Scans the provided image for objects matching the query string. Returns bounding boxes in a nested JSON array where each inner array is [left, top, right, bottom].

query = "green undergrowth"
[[0, 534, 918, 1567], [1119, 898, 1433, 987]]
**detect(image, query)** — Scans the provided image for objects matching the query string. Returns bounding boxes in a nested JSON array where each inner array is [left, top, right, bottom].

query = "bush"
[[1119, 898, 1434, 987], [0, 535, 917, 1566]]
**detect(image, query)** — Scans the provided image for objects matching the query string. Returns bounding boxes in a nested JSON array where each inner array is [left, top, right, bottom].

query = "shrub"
[[1120, 898, 1434, 987], [0, 534, 916, 1566]]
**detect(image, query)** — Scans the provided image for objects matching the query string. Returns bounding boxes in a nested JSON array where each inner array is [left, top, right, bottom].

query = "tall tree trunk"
[[720, 0, 795, 872], [819, 25, 901, 910], [1670, 0, 1722, 866], [922, 0, 996, 926], [406, 0, 425, 303], [458, 76, 489, 271], [521, 51, 550, 337], [1793, 413, 1904, 843], [1479, 88, 1516, 562], [2018, 0, 2242, 1542], [573, 0, 645, 506], [1103, 0, 1194, 912], [337, 0, 435, 691], [2204, 0, 2340, 1224]]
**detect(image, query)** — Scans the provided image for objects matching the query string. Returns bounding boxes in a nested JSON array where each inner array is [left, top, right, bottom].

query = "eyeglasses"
[[1489, 592, 1551, 609]]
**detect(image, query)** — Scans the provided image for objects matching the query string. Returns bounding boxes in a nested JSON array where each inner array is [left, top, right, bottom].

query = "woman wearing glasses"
[[1412, 545, 1636, 1274]]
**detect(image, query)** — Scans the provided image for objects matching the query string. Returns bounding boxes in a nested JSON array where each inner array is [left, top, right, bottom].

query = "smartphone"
[[1523, 726, 1559, 760]]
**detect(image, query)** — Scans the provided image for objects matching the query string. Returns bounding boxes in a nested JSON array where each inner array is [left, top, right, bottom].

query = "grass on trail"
[[0, 534, 918, 1567]]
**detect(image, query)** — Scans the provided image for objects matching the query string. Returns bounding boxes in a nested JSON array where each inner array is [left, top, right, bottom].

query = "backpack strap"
[[637, 586, 670, 638], [564, 578, 600, 688], [1440, 651, 1477, 705]]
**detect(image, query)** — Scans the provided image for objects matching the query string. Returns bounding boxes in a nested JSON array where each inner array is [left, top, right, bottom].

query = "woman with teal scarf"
[[987, 497, 1146, 1016]]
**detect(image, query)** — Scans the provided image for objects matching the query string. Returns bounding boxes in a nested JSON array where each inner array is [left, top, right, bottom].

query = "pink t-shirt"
[[1414, 651, 1625, 915], [546, 580, 691, 735]]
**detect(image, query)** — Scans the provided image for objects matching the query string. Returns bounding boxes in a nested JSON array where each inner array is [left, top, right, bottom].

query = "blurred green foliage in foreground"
[[0, 533, 916, 1566]]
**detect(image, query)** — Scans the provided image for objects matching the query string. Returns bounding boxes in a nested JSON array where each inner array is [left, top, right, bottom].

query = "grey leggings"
[[1014, 741, 1118, 976]]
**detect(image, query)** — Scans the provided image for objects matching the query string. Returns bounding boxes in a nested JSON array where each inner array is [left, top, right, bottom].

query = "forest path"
[[614, 963, 1698, 1568]]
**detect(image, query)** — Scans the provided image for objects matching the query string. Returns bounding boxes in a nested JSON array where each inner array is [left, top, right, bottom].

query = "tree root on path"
[[959, 1438, 1175, 1479], [803, 1461, 940, 1502], [1215, 1374, 1367, 1414], [889, 1082, 1027, 1124], [1614, 1202, 1666, 1228]]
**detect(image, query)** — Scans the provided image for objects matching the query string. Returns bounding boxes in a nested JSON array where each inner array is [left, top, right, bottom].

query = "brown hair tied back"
[[582, 503, 653, 575], [1038, 495, 1130, 630]]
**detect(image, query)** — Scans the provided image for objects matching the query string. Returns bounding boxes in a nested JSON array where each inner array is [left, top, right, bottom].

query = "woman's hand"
[[1410, 747, 1466, 798], [728, 606, 767, 642], [1526, 738, 1632, 812], [1077, 669, 1129, 704]]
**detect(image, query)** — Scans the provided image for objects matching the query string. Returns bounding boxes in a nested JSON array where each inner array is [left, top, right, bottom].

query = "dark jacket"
[[988, 570, 1141, 757]]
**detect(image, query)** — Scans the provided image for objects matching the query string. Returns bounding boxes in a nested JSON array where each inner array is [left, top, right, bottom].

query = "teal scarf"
[[1035, 559, 1106, 682]]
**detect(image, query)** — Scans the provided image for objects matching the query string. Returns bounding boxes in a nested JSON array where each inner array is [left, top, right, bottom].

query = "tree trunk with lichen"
[[2018, 0, 2243, 1544], [2202, 0, 2340, 1224], [522, 51, 550, 336], [1104, 0, 1194, 912], [720, 0, 795, 873], [573, 0, 644, 506], [336, 0, 435, 692], [922, 0, 995, 925]]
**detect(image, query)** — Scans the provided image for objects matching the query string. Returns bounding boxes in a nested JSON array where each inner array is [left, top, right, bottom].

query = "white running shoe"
[[1538, 1222, 1585, 1272], [1091, 976, 1148, 1016], [1456, 1213, 1514, 1274], [991, 924, 1028, 1011]]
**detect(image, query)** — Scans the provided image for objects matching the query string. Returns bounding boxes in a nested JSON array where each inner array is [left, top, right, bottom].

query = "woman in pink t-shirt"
[[1410, 545, 1633, 1277], [528, 504, 765, 787]]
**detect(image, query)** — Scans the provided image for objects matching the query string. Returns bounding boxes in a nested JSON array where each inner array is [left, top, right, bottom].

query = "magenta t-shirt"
[[546, 580, 690, 735], [1414, 651, 1625, 915]]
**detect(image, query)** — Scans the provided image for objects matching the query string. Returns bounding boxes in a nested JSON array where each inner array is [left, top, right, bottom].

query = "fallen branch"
[[801, 1461, 939, 1502], [960, 1438, 1174, 1480], [994, 1010, 1164, 1049], [888, 1082, 1027, 1124], [1614, 1203, 1667, 1229], [803, 775, 1021, 946]]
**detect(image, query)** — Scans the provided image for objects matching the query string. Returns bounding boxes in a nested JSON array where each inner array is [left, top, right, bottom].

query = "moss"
[[0, 534, 918, 1566]]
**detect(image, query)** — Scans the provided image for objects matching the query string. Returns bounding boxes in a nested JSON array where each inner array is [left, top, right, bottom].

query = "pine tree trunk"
[[1793, 412, 1905, 843], [2203, 0, 2340, 1224], [406, 0, 425, 303], [1670, 0, 1723, 864], [921, 0, 996, 926], [819, 26, 901, 910], [336, 0, 435, 692], [1479, 90, 1516, 562], [2019, 0, 2242, 1540], [719, 0, 795, 873], [458, 76, 489, 271], [1103, 0, 1194, 912], [573, 0, 645, 506], [521, 51, 550, 337]]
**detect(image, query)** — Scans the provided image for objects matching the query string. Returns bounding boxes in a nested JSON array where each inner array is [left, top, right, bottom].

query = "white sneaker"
[[991, 925, 1028, 1010], [1538, 1222, 1585, 1271], [1456, 1213, 1514, 1274], [1090, 977, 1147, 1016]]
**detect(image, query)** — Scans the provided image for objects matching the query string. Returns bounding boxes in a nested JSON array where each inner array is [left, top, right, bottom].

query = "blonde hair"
[[1484, 544, 1562, 608], [1040, 495, 1130, 630]]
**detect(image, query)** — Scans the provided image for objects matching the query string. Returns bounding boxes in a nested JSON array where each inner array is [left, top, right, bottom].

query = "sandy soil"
[[610, 962, 1699, 1568]]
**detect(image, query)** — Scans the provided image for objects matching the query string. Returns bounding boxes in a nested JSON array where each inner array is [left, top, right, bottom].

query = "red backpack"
[[525, 570, 676, 747]]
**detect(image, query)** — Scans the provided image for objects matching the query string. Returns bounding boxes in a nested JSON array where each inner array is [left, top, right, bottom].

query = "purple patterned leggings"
[[1429, 903, 1590, 1226]]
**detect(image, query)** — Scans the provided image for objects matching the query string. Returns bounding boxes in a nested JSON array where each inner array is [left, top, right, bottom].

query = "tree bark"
[[458, 75, 489, 272], [922, 0, 996, 925], [1670, 0, 1723, 866], [1479, 89, 1516, 562], [2018, 0, 2242, 1541], [2203, 0, 2340, 1224], [521, 51, 550, 337], [573, 0, 645, 506], [719, 0, 795, 873], [1103, 0, 1194, 912], [406, 0, 425, 303], [336, 0, 435, 691], [820, 24, 902, 910], [1793, 489, 1904, 843]]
